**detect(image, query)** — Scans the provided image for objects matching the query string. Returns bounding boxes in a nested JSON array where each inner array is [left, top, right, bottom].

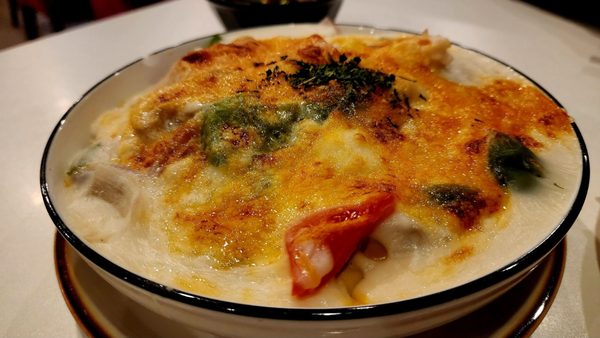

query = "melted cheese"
[[63, 33, 577, 307]]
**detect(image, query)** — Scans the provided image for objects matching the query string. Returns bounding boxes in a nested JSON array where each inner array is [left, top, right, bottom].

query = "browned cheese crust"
[[110, 34, 572, 268]]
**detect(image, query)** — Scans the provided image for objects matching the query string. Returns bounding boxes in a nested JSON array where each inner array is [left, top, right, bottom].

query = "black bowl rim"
[[40, 24, 590, 321]]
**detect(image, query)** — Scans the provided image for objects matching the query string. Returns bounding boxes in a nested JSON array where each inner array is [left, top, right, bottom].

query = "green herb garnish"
[[287, 54, 396, 114]]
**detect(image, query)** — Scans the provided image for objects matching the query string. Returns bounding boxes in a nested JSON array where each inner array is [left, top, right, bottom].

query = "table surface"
[[1, 0, 598, 337]]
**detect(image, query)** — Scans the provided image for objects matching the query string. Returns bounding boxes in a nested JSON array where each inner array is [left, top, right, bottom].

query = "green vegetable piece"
[[488, 132, 544, 186], [66, 143, 101, 177], [208, 34, 222, 46], [200, 95, 332, 166], [66, 163, 86, 177], [256, 106, 298, 152], [426, 184, 482, 207], [200, 95, 256, 166]]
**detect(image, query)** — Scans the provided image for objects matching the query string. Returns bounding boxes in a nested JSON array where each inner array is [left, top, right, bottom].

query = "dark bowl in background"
[[208, 0, 342, 30]]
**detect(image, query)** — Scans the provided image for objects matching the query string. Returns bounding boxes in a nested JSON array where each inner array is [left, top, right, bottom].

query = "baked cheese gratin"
[[63, 32, 578, 307]]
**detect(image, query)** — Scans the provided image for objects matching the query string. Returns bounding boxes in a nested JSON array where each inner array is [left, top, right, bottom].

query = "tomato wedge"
[[285, 192, 396, 297]]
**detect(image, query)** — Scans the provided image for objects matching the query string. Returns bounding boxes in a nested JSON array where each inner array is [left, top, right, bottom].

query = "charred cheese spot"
[[425, 184, 494, 230], [465, 137, 486, 155], [182, 50, 212, 64], [132, 123, 201, 171]]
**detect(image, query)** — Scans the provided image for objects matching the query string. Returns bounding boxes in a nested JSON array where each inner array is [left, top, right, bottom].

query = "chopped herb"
[[397, 75, 417, 83], [287, 54, 396, 114], [385, 116, 399, 129], [488, 131, 544, 186], [390, 89, 403, 109], [264, 65, 286, 82], [553, 182, 564, 189]]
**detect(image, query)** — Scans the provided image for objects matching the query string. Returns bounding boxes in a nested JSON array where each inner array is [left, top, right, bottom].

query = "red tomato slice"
[[285, 192, 396, 297]]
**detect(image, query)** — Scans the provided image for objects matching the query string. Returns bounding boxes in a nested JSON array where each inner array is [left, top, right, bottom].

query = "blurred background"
[[0, 0, 598, 51], [0, 0, 163, 50]]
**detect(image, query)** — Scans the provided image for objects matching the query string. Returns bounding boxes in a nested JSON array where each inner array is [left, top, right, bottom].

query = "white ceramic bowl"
[[41, 24, 589, 337]]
